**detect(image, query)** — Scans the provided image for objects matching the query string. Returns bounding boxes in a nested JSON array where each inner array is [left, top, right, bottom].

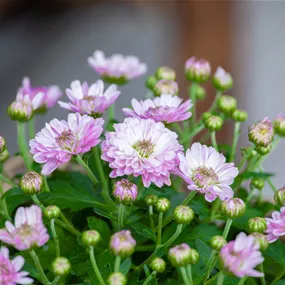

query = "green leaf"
[[131, 223, 156, 242], [120, 258, 131, 275], [88, 216, 111, 247], [274, 280, 285, 285], [232, 208, 263, 231], [239, 171, 274, 179], [2, 187, 31, 212], [264, 240, 285, 267]]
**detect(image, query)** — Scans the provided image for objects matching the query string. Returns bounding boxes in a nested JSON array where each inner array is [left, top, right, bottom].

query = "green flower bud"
[[188, 248, 199, 265], [7, 101, 33, 122], [44, 205, 61, 219], [0, 149, 9, 163], [0, 136, 6, 155], [168, 243, 192, 267], [218, 95, 237, 114], [145, 194, 158, 206], [173, 205, 194, 224], [250, 178, 265, 191], [221, 198, 246, 219], [204, 115, 223, 131], [51, 257, 71, 276], [82, 230, 101, 247], [202, 112, 212, 123], [251, 233, 269, 251], [248, 217, 267, 233], [154, 79, 178, 97], [194, 85, 206, 100], [273, 114, 285, 137], [150, 257, 166, 273], [107, 272, 127, 285], [156, 66, 176, 81], [274, 186, 285, 205], [213, 67, 233, 92], [232, 109, 248, 122], [145, 76, 158, 90], [185, 57, 211, 83], [20, 171, 44, 195], [155, 198, 170, 213], [210, 235, 227, 251], [255, 145, 272, 156]]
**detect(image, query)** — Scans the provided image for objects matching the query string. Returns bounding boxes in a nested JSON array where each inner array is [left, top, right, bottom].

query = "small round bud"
[[145, 194, 158, 206], [0, 136, 6, 154], [255, 145, 272, 156], [82, 230, 101, 247], [221, 198, 246, 219], [51, 257, 71, 276], [232, 109, 248, 122], [113, 179, 138, 205], [155, 198, 170, 213], [7, 101, 33, 122], [188, 248, 199, 265], [250, 178, 265, 191], [251, 233, 269, 251], [249, 117, 274, 147], [274, 186, 285, 205], [202, 112, 212, 123], [156, 66, 176, 81], [44, 205, 61, 219], [273, 114, 285, 137], [204, 115, 224, 132], [213, 67, 233, 91], [168, 243, 192, 267], [248, 217, 267, 233], [0, 149, 9, 163], [145, 76, 157, 90], [20, 171, 44, 195], [185, 57, 211, 83], [107, 272, 127, 285], [173, 205, 194, 224], [154, 79, 178, 96], [110, 230, 136, 258], [194, 85, 206, 100], [218, 95, 237, 114], [150, 258, 166, 273], [210, 236, 227, 251]]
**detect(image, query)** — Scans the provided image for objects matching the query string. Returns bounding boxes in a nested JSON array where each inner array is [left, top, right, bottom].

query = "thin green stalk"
[[89, 246, 106, 285], [217, 271, 225, 285], [31, 194, 45, 211], [0, 178, 11, 221], [50, 219, 60, 257], [189, 83, 198, 128], [246, 190, 256, 204], [157, 212, 164, 246], [204, 250, 217, 280], [43, 176, 50, 192], [142, 272, 156, 285], [266, 176, 277, 193], [238, 145, 255, 170], [237, 277, 247, 285], [186, 264, 193, 285], [114, 256, 121, 272], [28, 117, 36, 139], [180, 267, 191, 285], [0, 173, 17, 187], [149, 205, 156, 232], [17, 122, 32, 170], [222, 218, 233, 239], [270, 269, 285, 285], [204, 269, 223, 285], [118, 203, 125, 229], [109, 104, 115, 122], [209, 91, 222, 113], [50, 276, 60, 285], [210, 132, 218, 151], [230, 122, 240, 162], [182, 191, 197, 206], [75, 155, 98, 185], [29, 250, 50, 285], [59, 212, 81, 236], [55, 219, 81, 237], [258, 263, 266, 285]]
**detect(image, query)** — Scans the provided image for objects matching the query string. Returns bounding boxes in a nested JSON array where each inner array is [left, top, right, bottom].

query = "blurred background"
[[0, 0, 284, 198]]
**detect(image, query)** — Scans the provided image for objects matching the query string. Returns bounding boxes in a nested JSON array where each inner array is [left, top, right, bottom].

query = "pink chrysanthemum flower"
[[220, 232, 264, 278], [30, 113, 104, 175], [122, 94, 192, 124], [101, 118, 182, 187], [0, 247, 33, 285], [0, 205, 49, 251], [265, 206, 285, 243], [58, 80, 120, 117], [177, 142, 238, 202], [88, 50, 147, 84], [20, 77, 62, 110]]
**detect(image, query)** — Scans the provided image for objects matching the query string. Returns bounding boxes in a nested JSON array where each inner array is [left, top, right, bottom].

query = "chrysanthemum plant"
[[1, 51, 285, 285]]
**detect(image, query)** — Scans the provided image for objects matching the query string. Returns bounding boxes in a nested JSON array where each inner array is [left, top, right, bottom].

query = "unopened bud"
[[210, 236, 227, 251], [145, 76, 157, 90], [173, 205, 194, 224], [113, 179, 138, 205], [232, 109, 248, 122], [107, 272, 127, 285], [0, 136, 6, 154], [7, 101, 33, 122], [0, 149, 9, 163], [204, 115, 223, 131], [154, 79, 178, 96], [251, 233, 269, 251], [110, 230, 136, 257], [155, 198, 170, 213], [145, 194, 158, 206], [248, 217, 267, 233], [44, 205, 61, 219], [185, 57, 211, 83], [202, 112, 212, 123], [150, 258, 166, 273], [273, 114, 285, 137], [156, 66, 176, 81], [51, 257, 71, 276], [82, 230, 101, 247], [218, 95, 237, 114], [168, 243, 192, 267], [221, 198, 246, 219], [213, 67, 233, 92], [274, 186, 285, 205], [250, 178, 265, 191], [20, 171, 43, 195], [255, 145, 272, 156]]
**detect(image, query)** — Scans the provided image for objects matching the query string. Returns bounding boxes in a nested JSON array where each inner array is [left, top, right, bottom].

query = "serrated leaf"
[[131, 223, 156, 241]]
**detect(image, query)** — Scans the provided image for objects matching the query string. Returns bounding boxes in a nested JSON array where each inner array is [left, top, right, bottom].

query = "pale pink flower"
[[177, 142, 238, 202], [30, 113, 104, 175], [265, 206, 285, 243], [0, 247, 33, 285], [0, 205, 49, 251], [88, 50, 147, 83], [59, 80, 120, 116], [220, 232, 264, 278], [101, 118, 182, 187], [123, 94, 192, 124]]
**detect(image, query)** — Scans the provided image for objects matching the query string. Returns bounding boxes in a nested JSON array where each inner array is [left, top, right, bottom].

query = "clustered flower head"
[[123, 94, 192, 124], [0, 246, 33, 285], [113, 179, 138, 205], [59, 80, 120, 117], [265, 207, 285, 243], [88, 50, 147, 84], [102, 118, 182, 187], [185, 57, 211, 82], [178, 142, 239, 202], [110, 230, 136, 257], [220, 232, 264, 278], [0, 205, 49, 251], [30, 112, 104, 175]]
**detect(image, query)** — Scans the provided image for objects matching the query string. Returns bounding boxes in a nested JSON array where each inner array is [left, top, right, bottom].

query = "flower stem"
[[114, 256, 121, 272], [109, 104, 115, 122], [211, 132, 218, 151], [238, 145, 255, 170], [0, 173, 17, 187], [182, 191, 197, 206], [89, 246, 106, 285], [142, 272, 156, 285], [149, 205, 156, 232], [31, 194, 45, 211], [75, 155, 98, 185], [43, 176, 50, 192], [180, 267, 191, 285], [55, 219, 81, 237], [237, 277, 247, 285], [50, 219, 60, 257], [29, 250, 50, 285], [270, 269, 285, 285], [209, 91, 222, 113], [204, 269, 223, 285], [230, 122, 240, 162], [258, 263, 266, 285], [204, 250, 218, 280], [59, 212, 81, 236], [0, 178, 11, 221], [217, 271, 225, 285], [118, 203, 125, 229], [190, 83, 198, 128], [187, 264, 193, 285], [157, 212, 164, 246], [28, 117, 36, 139], [222, 218, 233, 239], [17, 122, 32, 170]]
